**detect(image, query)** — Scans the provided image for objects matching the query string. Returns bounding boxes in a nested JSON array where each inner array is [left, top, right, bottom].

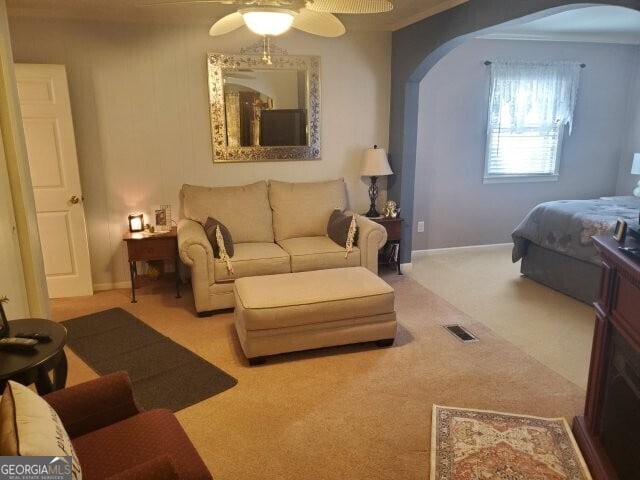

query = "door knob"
[[70, 195, 80, 204]]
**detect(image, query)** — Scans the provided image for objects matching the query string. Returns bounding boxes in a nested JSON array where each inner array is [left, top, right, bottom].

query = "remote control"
[[15, 332, 52, 343], [0, 337, 38, 351], [618, 246, 640, 261]]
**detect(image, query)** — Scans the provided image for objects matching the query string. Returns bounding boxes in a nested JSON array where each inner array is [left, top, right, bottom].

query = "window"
[[484, 61, 581, 183]]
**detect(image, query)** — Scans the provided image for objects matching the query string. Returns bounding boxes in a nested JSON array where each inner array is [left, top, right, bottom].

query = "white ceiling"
[[481, 6, 640, 45], [5, 1, 640, 42]]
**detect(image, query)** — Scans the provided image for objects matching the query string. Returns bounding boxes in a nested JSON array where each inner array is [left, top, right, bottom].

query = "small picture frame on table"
[[613, 219, 627, 242], [153, 204, 171, 232]]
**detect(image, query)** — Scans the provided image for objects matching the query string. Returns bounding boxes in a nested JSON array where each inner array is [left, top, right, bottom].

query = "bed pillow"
[[204, 217, 234, 258], [0, 381, 82, 479], [327, 209, 358, 248]]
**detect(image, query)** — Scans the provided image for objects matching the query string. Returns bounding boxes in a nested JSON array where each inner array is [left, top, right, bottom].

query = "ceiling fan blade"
[[293, 8, 345, 37], [305, 0, 393, 14], [209, 11, 245, 36], [140, 0, 237, 6], [140, 0, 302, 6]]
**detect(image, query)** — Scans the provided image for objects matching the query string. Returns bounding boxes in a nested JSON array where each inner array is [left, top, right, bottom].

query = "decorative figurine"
[[384, 200, 400, 218]]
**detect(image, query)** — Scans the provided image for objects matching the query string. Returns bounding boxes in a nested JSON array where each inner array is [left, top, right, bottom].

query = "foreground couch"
[[0, 372, 211, 479], [178, 179, 387, 315]]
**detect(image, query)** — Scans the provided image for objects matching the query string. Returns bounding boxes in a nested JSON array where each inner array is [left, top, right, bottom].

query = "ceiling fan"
[[143, 0, 393, 38]]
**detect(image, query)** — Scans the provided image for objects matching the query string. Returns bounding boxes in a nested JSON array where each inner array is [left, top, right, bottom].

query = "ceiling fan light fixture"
[[240, 7, 296, 36]]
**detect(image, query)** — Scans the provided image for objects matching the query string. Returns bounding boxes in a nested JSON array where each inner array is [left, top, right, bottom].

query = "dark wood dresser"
[[573, 235, 640, 480]]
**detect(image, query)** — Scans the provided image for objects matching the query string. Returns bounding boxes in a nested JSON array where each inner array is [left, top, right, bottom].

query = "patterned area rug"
[[431, 405, 592, 480]]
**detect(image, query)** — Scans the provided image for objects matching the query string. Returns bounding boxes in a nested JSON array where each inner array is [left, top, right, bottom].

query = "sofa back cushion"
[[269, 179, 348, 242], [182, 181, 274, 243]]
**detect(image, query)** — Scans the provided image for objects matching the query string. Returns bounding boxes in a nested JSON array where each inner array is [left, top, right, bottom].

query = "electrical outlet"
[[417, 221, 425, 233]]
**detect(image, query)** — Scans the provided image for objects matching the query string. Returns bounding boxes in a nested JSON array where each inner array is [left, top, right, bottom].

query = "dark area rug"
[[62, 308, 237, 411]]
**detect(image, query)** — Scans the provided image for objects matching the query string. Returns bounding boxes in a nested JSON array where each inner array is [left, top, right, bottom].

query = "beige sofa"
[[178, 179, 388, 315]]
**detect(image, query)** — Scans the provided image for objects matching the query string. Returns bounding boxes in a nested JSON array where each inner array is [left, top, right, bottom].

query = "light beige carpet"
[[431, 405, 592, 480], [51, 274, 585, 480], [409, 245, 595, 389]]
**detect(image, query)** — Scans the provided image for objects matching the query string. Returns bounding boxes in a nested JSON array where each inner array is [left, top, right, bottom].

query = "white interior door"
[[15, 64, 93, 298]]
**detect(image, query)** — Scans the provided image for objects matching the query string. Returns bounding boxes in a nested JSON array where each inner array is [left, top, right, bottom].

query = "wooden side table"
[[371, 217, 403, 274], [123, 227, 181, 303]]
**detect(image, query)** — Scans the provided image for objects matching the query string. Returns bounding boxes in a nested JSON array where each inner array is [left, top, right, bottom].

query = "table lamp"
[[632, 153, 640, 197], [362, 145, 393, 217]]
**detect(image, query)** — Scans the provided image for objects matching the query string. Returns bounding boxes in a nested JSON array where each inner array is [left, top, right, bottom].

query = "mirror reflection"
[[223, 69, 308, 147], [207, 53, 321, 162]]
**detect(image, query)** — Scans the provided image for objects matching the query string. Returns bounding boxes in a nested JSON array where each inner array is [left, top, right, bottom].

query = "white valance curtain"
[[488, 61, 582, 134]]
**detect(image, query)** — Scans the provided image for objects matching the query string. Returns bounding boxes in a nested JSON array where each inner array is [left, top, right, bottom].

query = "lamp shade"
[[128, 213, 144, 233], [631, 153, 640, 175], [241, 8, 296, 36], [362, 146, 393, 177]]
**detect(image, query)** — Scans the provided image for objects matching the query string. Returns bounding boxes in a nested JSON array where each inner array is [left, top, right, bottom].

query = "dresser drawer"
[[384, 221, 402, 241], [126, 237, 176, 261], [374, 218, 402, 241], [612, 274, 640, 347]]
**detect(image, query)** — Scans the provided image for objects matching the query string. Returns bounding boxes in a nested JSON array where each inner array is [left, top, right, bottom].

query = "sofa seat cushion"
[[213, 242, 290, 282], [234, 267, 395, 331], [72, 409, 210, 480], [278, 236, 360, 272]]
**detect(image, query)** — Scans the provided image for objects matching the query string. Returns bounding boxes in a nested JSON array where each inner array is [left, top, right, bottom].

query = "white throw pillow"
[[0, 381, 82, 479]]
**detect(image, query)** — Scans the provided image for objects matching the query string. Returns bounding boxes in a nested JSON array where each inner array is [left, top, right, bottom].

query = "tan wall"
[[0, 2, 28, 317], [0, 127, 29, 317], [0, 1, 48, 317], [8, 17, 391, 289]]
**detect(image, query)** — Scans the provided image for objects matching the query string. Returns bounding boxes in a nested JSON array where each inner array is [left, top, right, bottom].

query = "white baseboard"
[[93, 281, 131, 292], [412, 243, 511, 259], [399, 262, 412, 274]]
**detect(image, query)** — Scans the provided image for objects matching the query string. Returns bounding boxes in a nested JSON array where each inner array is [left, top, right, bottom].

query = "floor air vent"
[[444, 324, 478, 343]]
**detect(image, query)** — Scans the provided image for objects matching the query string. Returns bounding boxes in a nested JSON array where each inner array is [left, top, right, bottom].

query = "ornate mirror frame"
[[207, 52, 321, 162]]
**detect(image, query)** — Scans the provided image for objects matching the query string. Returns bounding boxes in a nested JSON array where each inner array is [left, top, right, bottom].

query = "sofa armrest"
[[105, 455, 180, 480], [44, 371, 142, 439], [349, 213, 387, 274], [177, 218, 213, 267], [177, 218, 216, 313]]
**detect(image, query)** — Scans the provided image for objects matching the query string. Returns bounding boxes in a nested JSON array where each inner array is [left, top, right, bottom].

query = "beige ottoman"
[[233, 266, 397, 364]]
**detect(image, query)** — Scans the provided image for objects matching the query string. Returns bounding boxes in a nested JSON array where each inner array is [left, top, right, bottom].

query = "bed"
[[511, 196, 640, 303]]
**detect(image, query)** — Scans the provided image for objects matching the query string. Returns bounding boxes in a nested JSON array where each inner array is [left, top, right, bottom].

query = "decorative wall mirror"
[[207, 52, 321, 162]]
